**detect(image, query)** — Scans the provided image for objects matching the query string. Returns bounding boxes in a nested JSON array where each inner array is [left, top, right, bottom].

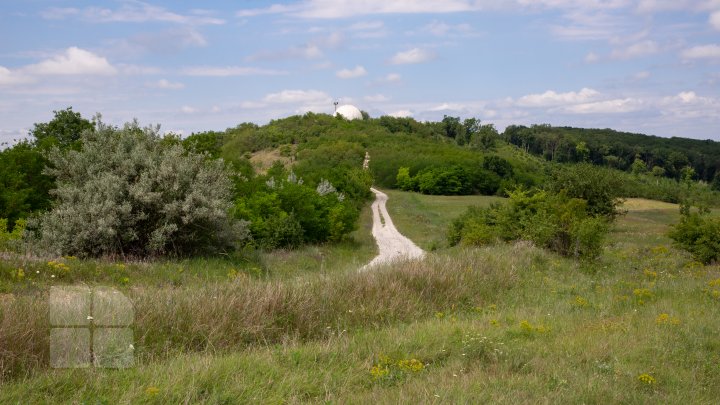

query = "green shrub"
[[668, 206, 720, 264], [37, 120, 246, 257], [234, 171, 358, 248], [449, 188, 610, 259], [0, 218, 25, 252], [396, 167, 415, 191], [547, 163, 624, 218], [415, 166, 473, 195]]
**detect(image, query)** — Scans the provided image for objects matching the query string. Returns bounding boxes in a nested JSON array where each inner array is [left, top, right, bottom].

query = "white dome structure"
[[334, 104, 363, 120]]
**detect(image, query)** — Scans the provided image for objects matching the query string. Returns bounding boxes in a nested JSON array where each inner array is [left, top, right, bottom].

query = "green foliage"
[[482, 156, 513, 178], [182, 131, 224, 158], [668, 205, 720, 264], [630, 156, 648, 175], [503, 125, 720, 182], [37, 120, 245, 257], [396, 167, 415, 191], [619, 170, 719, 205], [712, 173, 720, 192], [415, 166, 474, 195], [0, 141, 54, 229], [547, 163, 624, 218], [394, 165, 501, 196], [30, 107, 94, 148], [234, 169, 358, 249], [470, 123, 500, 150], [651, 166, 666, 177], [448, 188, 610, 259], [0, 218, 25, 251]]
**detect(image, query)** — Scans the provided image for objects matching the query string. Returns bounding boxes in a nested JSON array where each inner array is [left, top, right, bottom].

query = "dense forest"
[[1, 107, 719, 257], [504, 124, 720, 183]]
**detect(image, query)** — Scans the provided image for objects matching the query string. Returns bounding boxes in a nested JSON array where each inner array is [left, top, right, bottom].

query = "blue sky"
[[1, 0, 719, 144]]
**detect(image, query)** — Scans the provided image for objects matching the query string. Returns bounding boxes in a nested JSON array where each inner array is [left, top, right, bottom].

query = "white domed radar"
[[334, 104, 363, 120]]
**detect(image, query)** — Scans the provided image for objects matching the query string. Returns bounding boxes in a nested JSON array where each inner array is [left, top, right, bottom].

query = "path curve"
[[361, 188, 425, 270]]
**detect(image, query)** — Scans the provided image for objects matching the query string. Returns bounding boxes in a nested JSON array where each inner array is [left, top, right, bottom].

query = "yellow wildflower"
[[574, 296, 589, 308], [370, 365, 389, 379], [637, 373, 656, 385], [633, 288, 653, 299], [397, 359, 424, 372], [643, 269, 657, 279]]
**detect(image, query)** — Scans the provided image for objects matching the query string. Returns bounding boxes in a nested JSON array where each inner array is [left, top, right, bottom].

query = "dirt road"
[[361, 188, 425, 270]]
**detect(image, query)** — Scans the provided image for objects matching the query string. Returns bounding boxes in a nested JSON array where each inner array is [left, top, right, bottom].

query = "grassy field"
[[382, 189, 504, 250], [2, 191, 720, 403]]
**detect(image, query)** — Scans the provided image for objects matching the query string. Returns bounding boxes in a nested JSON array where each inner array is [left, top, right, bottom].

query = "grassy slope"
[[382, 189, 504, 250], [2, 193, 720, 403], [0, 203, 376, 293]]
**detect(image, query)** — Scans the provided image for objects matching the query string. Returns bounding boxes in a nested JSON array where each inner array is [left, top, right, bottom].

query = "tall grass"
[[0, 247, 523, 381]]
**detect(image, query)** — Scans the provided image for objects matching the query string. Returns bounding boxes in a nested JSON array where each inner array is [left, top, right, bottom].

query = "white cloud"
[[246, 44, 324, 61], [611, 40, 659, 59], [364, 94, 390, 102], [389, 110, 413, 118], [390, 48, 435, 64], [239, 0, 477, 19], [584, 52, 600, 63], [336, 65, 367, 79], [516, 88, 600, 107], [43, 2, 225, 25], [562, 98, 642, 114], [349, 21, 387, 38], [263, 89, 332, 104], [180, 106, 198, 114], [349, 21, 384, 31], [635, 0, 706, 13], [236, 4, 297, 17], [421, 20, 476, 37], [127, 28, 208, 54], [24, 47, 117, 76], [681, 44, 720, 59], [385, 73, 402, 82], [660, 91, 713, 106], [550, 10, 633, 41], [711, 10, 720, 30], [181, 66, 287, 76], [0, 66, 34, 86], [148, 79, 184, 89], [119, 64, 163, 75], [430, 102, 467, 111]]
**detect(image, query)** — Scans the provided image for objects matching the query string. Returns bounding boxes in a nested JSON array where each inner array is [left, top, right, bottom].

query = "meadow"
[[1, 191, 719, 403]]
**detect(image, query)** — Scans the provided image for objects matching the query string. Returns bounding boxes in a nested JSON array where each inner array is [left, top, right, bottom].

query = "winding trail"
[[361, 188, 425, 270]]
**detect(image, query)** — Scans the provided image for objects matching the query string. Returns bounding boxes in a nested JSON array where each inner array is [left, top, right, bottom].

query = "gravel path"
[[361, 188, 425, 270]]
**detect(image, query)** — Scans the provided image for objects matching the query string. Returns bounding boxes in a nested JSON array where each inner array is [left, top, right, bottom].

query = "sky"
[[1, 0, 719, 144]]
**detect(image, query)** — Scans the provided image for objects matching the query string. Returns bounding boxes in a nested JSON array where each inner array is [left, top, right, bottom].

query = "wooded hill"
[[504, 124, 720, 182]]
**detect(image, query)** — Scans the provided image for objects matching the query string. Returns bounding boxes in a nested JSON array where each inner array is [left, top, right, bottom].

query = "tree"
[[396, 167, 415, 191], [651, 166, 666, 177], [471, 124, 499, 150], [576, 142, 590, 162], [0, 141, 54, 230], [680, 166, 696, 184], [482, 156, 513, 178], [712, 172, 720, 192], [30, 107, 94, 148], [548, 164, 624, 219], [442, 116, 467, 145], [630, 155, 648, 175], [37, 120, 246, 257]]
